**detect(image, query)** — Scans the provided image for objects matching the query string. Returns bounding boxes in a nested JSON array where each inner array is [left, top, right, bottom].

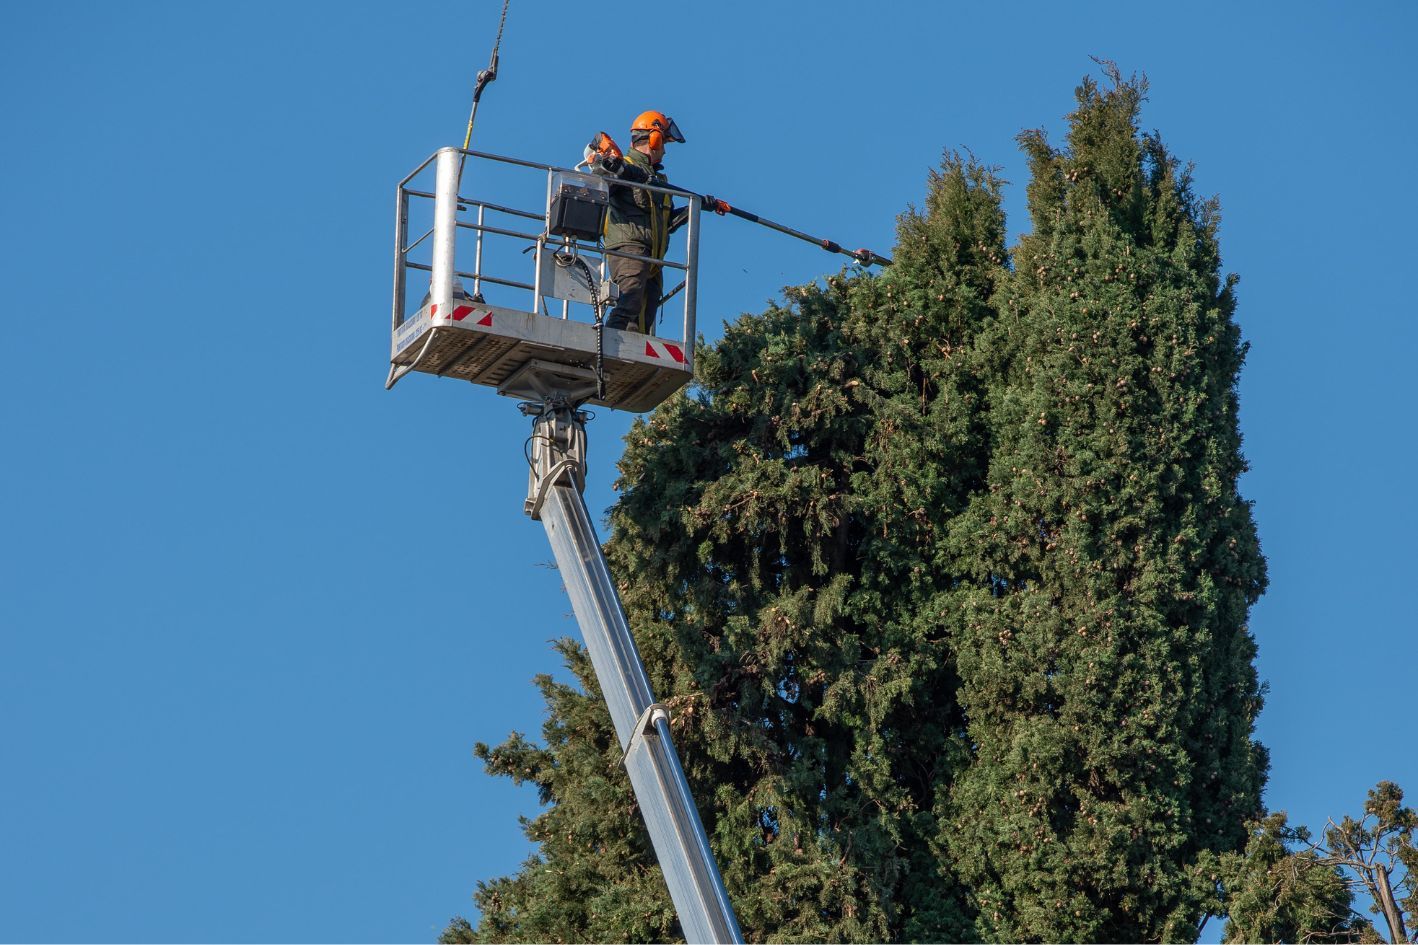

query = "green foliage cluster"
[[449, 67, 1272, 943], [1219, 813, 1364, 943], [1221, 782, 1418, 944], [945, 68, 1268, 942]]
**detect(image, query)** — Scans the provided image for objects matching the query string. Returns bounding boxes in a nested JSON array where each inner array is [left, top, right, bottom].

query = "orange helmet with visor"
[[630, 110, 684, 155]]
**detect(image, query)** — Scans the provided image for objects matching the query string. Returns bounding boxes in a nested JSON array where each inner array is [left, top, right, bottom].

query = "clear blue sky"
[[2, 2, 1414, 941]]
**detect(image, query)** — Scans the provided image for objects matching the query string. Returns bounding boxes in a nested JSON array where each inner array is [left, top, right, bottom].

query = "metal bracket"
[[542, 248, 618, 307], [527, 458, 580, 520], [384, 327, 441, 390], [499, 359, 600, 406], [622, 702, 671, 766], [523, 399, 588, 519]]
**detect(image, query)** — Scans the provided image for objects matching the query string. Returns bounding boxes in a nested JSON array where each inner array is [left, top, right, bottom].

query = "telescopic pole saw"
[[698, 193, 893, 267], [586, 135, 890, 268], [460, 0, 510, 161]]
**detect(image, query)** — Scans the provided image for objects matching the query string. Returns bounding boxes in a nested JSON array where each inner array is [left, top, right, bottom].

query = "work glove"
[[702, 194, 728, 215]]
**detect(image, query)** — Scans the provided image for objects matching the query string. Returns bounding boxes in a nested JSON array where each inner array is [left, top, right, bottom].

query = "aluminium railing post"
[[431, 147, 461, 318], [532, 169, 553, 313], [561, 238, 570, 320], [684, 200, 700, 373], [392, 181, 409, 331], [474, 203, 486, 300]]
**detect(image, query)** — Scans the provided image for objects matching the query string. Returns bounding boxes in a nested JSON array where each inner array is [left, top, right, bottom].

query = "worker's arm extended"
[[669, 192, 728, 232], [669, 203, 690, 233], [588, 152, 650, 183], [590, 152, 691, 232]]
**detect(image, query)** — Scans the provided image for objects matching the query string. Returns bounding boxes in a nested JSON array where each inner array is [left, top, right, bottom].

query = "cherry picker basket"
[[387, 147, 702, 412]]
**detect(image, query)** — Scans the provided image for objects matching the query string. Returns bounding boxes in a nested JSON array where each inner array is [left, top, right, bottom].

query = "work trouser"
[[605, 249, 662, 334]]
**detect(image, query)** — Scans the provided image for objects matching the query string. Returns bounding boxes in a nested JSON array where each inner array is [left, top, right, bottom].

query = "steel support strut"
[[522, 400, 743, 945]]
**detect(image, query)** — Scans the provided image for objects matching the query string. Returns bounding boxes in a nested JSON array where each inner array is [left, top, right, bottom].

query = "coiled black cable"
[[554, 251, 606, 402]]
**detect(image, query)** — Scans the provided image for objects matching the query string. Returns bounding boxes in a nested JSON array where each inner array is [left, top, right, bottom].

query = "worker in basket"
[[584, 110, 722, 334]]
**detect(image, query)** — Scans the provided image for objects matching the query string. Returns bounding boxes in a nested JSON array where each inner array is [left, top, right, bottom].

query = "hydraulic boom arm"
[[522, 399, 743, 945]]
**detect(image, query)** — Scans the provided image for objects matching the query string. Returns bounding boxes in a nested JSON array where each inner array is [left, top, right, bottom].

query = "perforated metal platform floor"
[[390, 301, 692, 413]]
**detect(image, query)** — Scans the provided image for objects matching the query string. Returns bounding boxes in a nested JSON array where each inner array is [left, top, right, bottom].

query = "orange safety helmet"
[[630, 110, 685, 154]]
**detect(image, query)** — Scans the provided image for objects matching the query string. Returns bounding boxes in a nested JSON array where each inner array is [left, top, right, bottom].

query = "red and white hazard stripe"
[[642, 339, 686, 364], [430, 303, 493, 326]]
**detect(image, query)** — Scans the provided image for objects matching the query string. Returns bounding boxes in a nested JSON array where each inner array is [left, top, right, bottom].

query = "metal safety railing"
[[392, 147, 700, 367]]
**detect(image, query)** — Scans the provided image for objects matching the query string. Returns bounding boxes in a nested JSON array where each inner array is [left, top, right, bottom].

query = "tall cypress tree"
[[450, 154, 1008, 943], [944, 65, 1267, 942], [448, 68, 1268, 944]]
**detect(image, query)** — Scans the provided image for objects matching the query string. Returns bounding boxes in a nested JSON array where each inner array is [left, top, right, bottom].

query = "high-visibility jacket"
[[600, 148, 675, 259]]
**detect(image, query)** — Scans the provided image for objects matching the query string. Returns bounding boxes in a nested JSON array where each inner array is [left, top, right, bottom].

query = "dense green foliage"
[[943, 68, 1268, 942], [448, 68, 1270, 943], [1221, 783, 1418, 944], [1220, 813, 1367, 943]]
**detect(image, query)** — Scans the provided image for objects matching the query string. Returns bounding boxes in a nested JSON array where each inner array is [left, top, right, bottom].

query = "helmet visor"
[[664, 117, 685, 143]]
